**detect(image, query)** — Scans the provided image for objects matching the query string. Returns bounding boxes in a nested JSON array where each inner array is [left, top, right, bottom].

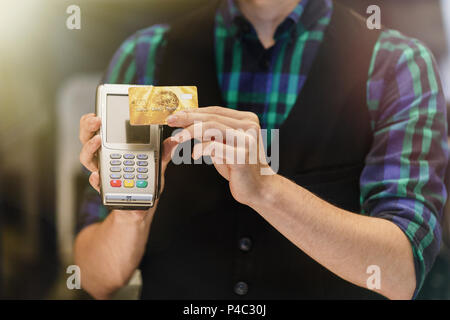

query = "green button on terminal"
[[136, 180, 148, 188]]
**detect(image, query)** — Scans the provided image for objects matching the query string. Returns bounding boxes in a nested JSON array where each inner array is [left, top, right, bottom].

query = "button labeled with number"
[[110, 154, 121, 159], [137, 154, 148, 160], [124, 154, 135, 159], [137, 168, 148, 173], [137, 161, 148, 166]]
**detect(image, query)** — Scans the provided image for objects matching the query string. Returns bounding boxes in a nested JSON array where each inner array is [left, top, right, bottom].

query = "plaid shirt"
[[80, 0, 448, 297]]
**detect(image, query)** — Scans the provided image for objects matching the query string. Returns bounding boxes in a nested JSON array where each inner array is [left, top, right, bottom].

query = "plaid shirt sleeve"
[[362, 30, 449, 298], [77, 25, 169, 233]]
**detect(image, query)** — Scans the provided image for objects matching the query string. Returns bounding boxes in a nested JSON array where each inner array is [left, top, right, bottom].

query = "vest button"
[[239, 237, 252, 252], [234, 281, 249, 296]]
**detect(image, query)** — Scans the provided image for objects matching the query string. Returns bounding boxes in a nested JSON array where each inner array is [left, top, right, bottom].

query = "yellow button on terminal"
[[124, 180, 134, 188]]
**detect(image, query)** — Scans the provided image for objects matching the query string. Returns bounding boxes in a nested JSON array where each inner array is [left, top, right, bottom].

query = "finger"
[[193, 134, 261, 165], [193, 141, 226, 166], [192, 140, 246, 164], [192, 141, 231, 180], [172, 121, 232, 144], [80, 135, 101, 172], [173, 122, 260, 150], [183, 106, 260, 124], [89, 171, 101, 193], [192, 140, 221, 161], [161, 137, 179, 171], [80, 114, 101, 144], [167, 110, 256, 131]]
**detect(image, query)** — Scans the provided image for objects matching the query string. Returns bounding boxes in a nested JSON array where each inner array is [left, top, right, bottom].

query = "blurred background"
[[0, 0, 449, 299]]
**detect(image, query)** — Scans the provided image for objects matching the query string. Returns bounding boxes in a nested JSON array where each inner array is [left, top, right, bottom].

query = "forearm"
[[248, 174, 416, 300], [74, 209, 154, 299]]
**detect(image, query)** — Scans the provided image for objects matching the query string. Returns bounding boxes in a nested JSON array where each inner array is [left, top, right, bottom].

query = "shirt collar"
[[219, 0, 316, 38]]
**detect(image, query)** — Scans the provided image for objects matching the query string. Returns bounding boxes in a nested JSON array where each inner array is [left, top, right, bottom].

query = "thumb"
[[161, 137, 179, 173]]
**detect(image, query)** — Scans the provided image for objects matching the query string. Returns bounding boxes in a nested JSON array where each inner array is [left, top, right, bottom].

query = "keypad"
[[108, 153, 150, 189]]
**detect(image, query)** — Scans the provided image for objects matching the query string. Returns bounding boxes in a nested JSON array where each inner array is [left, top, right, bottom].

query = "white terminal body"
[[96, 84, 162, 209]]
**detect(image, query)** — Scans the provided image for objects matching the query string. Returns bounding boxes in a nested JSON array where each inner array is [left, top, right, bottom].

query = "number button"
[[124, 167, 135, 172], [124, 154, 135, 159], [137, 161, 148, 167], [137, 168, 148, 173], [123, 174, 135, 179], [110, 154, 121, 159], [123, 160, 135, 166], [110, 160, 121, 166], [110, 167, 121, 172], [110, 180, 122, 187], [137, 154, 148, 160]]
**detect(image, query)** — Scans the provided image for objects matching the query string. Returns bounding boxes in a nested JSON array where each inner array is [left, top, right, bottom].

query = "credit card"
[[129, 86, 198, 125]]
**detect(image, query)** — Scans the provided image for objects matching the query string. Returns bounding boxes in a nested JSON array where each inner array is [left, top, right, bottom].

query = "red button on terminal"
[[110, 180, 122, 187]]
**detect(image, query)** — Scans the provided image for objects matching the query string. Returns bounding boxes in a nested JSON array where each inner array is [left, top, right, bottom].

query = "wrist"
[[246, 173, 280, 210], [109, 207, 155, 226]]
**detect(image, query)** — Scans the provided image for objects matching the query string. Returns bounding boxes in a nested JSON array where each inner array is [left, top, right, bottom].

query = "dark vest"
[[139, 0, 383, 299]]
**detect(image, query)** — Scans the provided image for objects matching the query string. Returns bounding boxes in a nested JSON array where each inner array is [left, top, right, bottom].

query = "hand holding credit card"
[[129, 86, 198, 125]]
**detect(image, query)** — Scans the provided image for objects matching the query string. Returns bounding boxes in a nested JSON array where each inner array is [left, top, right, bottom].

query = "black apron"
[[140, 0, 383, 299]]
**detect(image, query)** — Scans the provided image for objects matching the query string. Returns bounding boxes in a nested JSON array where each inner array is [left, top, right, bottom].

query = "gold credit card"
[[129, 86, 198, 125]]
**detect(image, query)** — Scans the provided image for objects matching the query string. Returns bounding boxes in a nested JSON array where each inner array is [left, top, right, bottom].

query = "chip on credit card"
[[129, 86, 198, 125]]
